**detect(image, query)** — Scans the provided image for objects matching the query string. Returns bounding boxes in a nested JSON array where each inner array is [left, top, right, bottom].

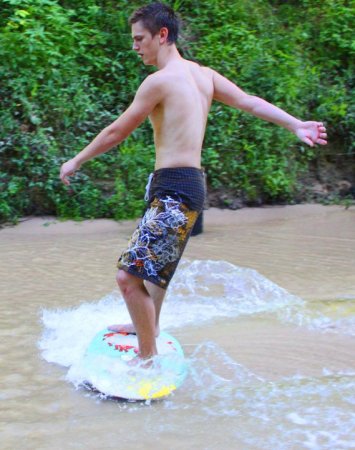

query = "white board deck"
[[82, 329, 188, 400]]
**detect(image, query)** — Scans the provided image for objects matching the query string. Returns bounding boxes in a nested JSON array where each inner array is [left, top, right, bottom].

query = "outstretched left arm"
[[211, 69, 327, 147]]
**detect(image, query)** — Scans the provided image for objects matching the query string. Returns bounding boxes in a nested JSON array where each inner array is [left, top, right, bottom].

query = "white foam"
[[38, 260, 355, 450], [39, 259, 305, 368], [39, 259, 354, 371], [287, 412, 310, 425], [39, 295, 131, 367], [184, 342, 355, 449], [165, 259, 304, 327], [310, 316, 355, 336]]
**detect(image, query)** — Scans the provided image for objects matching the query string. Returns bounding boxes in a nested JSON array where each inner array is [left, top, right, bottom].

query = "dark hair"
[[129, 2, 179, 44]]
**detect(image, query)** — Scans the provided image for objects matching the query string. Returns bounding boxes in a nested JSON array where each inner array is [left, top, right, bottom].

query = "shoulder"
[[138, 71, 176, 97], [183, 59, 215, 79], [200, 65, 215, 76], [201, 66, 222, 84], [146, 68, 177, 86], [137, 72, 164, 92], [134, 72, 166, 103], [182, 59, 214, 75]]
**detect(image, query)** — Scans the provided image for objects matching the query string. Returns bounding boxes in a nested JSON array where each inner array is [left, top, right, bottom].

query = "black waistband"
[[153, 167, 204, 176], [148, 167, 206, 211]]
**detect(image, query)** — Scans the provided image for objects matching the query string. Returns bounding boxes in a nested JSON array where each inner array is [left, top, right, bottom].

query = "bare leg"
[[144, 280, 166, 334], [108, 279, 166, 337], [112, 270, 157, 359]]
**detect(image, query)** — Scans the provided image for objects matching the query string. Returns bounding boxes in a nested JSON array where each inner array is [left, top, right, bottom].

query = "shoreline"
[[2, 202, 353, 234], [2, 204, 354, 300]]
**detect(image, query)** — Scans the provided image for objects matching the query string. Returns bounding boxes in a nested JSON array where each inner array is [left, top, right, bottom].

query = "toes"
[[107, 324, 123, 332], [107, 324, 137, 334]]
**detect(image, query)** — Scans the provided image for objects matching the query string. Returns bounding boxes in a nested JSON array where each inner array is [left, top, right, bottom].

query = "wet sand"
[[1, 204, 354, 449]]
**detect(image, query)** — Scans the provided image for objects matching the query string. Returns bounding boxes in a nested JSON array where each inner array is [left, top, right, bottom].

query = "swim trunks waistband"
[[147, 167, 206, 212], [144, 167, 204, 204], [153, 166, 204, 175]]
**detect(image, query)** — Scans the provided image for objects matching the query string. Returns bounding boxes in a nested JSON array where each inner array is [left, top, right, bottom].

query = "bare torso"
[[148, 59, 214, 169]]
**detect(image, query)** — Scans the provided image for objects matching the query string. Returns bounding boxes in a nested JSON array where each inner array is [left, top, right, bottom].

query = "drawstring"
[[144, 173, 154, 201]]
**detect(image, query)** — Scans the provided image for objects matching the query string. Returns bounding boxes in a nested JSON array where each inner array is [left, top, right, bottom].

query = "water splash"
[[72, 342, 354, 449], [38, 259, 355, 449], [160, 342, 355, 450], [39, 260, 354, 370]]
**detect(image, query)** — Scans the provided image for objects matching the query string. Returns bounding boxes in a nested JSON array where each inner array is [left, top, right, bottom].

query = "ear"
[[159, 27, 169, 44]]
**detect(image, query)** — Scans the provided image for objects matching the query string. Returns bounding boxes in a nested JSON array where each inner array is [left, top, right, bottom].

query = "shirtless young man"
[[60, 2, 327, 362]]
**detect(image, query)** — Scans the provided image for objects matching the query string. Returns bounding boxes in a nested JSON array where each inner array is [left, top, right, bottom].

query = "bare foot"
[[107, 323, 160, 337], [127, 354, 162, 370], [127, 355, 155, 369]]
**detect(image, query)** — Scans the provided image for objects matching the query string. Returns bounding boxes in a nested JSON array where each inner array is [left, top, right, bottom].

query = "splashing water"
[[39, 259, 355, 449], [39, 260, 354, 366], [181, 342, 355, 450]]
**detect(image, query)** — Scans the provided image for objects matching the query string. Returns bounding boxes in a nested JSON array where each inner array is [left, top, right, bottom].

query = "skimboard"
[[81, 329, 188, 401]]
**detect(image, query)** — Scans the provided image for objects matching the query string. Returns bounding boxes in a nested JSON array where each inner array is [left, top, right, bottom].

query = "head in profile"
[[130, 2, 180, 65]]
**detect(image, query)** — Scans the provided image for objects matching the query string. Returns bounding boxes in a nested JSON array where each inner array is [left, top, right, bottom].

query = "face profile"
[[131, 21, 169, 66]]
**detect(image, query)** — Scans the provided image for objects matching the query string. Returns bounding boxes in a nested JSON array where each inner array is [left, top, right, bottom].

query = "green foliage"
[[0, 0, 353, 223], [188, 0, 354, 200], [108, 142, 156, 220], [0, 0, 153, 222]]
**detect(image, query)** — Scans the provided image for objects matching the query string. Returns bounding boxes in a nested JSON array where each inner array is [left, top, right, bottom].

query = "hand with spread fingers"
[[294, 121, 328, 147]]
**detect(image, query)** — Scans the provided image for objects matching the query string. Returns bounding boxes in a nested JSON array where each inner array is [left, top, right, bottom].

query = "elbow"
[[239, 94, 261, 114], [235, 94, 257, 113], [105, 125, 124, 146]]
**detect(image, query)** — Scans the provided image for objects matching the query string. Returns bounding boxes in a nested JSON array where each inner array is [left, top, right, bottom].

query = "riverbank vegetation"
[[1, 0, 354, 223]]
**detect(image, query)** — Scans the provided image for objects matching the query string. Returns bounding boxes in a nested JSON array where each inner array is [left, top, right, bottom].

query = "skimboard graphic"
[[81, 329, 188, 400]]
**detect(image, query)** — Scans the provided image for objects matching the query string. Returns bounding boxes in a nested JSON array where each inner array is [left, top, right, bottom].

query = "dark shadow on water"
[[81, 381, 163, 404]]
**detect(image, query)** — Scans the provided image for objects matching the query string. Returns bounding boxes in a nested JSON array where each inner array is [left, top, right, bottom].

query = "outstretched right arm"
[[211, 69, 327, 147], [60, 75, 162, 186]]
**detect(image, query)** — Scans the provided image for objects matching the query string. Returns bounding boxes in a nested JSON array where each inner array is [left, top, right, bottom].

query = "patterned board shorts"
[[117, 167, 206, 289]]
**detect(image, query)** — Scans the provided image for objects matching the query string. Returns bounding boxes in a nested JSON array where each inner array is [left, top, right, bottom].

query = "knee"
[[116, 270, 130, 290], [116, 270, 140, 297]]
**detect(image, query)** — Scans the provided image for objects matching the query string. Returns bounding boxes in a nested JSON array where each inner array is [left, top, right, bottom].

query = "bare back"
[[149, 60, 214, 169]]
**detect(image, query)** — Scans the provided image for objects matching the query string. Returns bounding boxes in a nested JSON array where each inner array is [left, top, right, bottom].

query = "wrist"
[[289, 119, 303, 134], [73, 154, 84, 167]]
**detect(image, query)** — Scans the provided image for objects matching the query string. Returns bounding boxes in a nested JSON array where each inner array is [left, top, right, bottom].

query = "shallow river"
[[1, 205, 354, 450]]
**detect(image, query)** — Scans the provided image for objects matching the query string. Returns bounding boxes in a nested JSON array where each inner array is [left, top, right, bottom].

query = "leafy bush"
[[0, 0, 353, 223]]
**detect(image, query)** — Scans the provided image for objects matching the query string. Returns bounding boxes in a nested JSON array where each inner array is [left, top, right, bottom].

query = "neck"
[[156, 44, 181, 69]]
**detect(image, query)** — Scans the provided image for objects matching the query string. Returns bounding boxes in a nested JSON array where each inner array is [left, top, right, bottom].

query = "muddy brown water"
[[1, 204, 354, 449]]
